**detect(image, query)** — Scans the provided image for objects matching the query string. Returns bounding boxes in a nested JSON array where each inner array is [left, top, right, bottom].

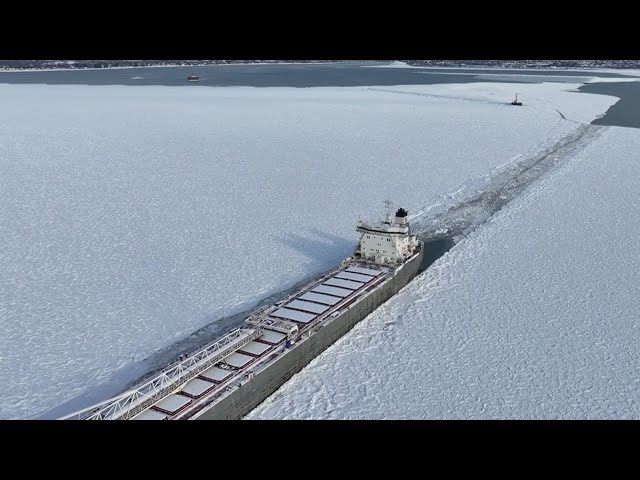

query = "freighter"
[[61, 203, 424, 420]]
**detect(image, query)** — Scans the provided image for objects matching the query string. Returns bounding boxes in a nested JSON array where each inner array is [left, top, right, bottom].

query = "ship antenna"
[[384, 200, 392, 224]]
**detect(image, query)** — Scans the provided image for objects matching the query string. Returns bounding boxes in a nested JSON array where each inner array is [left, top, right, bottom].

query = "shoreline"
[[2, 62, 639, 77], [369, 63, 640, 78], [0, 61, 343, 73]]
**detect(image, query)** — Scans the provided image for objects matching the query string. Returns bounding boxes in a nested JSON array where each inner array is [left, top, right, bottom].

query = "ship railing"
[[246, 317, 298, 335], [59, 327, 260, 420]]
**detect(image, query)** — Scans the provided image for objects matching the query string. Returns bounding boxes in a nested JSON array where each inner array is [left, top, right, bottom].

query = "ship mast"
[[384, 200, 392, 224]]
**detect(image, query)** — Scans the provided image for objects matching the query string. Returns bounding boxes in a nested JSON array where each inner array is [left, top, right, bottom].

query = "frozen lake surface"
[[0, 80, 621, 418], [249, 126, 640, 419]]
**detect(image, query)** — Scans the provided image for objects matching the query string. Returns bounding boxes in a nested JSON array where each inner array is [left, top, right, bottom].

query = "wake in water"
[[411, 123, 606, 244]]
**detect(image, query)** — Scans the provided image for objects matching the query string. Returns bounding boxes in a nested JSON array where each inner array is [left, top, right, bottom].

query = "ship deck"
[[173, 260, 393, 420], [63, 255, 424, 421]]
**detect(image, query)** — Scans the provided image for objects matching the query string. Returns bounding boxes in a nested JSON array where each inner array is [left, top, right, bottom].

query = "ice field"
[[0, 80, 622, 418]]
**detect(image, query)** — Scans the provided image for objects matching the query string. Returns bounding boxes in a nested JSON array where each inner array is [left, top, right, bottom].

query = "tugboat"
[[511, 93, 523, 106], [187, 74, 200, 82]]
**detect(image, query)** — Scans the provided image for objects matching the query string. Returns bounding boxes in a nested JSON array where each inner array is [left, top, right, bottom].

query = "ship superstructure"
[[355, 201, 419, 264], [60, 203, 424, 420]]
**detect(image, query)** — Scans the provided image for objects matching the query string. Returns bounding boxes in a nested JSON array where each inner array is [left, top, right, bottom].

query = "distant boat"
[[511, 93, 523, 106], [187, 74, 200, 82]]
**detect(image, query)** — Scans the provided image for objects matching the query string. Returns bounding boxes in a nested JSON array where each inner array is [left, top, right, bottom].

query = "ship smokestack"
[[395, 207, 408, 225]]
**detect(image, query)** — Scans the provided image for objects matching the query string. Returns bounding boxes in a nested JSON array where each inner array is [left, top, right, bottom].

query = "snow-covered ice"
[[367, 61, 416, 69], [248, 126, 640, 419], [368, 81, 622, 124], [0, 80, 617, 419]]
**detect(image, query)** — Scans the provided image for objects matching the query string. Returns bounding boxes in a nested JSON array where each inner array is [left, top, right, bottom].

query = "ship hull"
[[193, 247, 424, 420]]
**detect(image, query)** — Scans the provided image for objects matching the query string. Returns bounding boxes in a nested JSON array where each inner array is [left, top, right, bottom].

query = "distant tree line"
[[0, 60, 327, 70], [2, 60, 639, 71], [404, 60, 640, 69]]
